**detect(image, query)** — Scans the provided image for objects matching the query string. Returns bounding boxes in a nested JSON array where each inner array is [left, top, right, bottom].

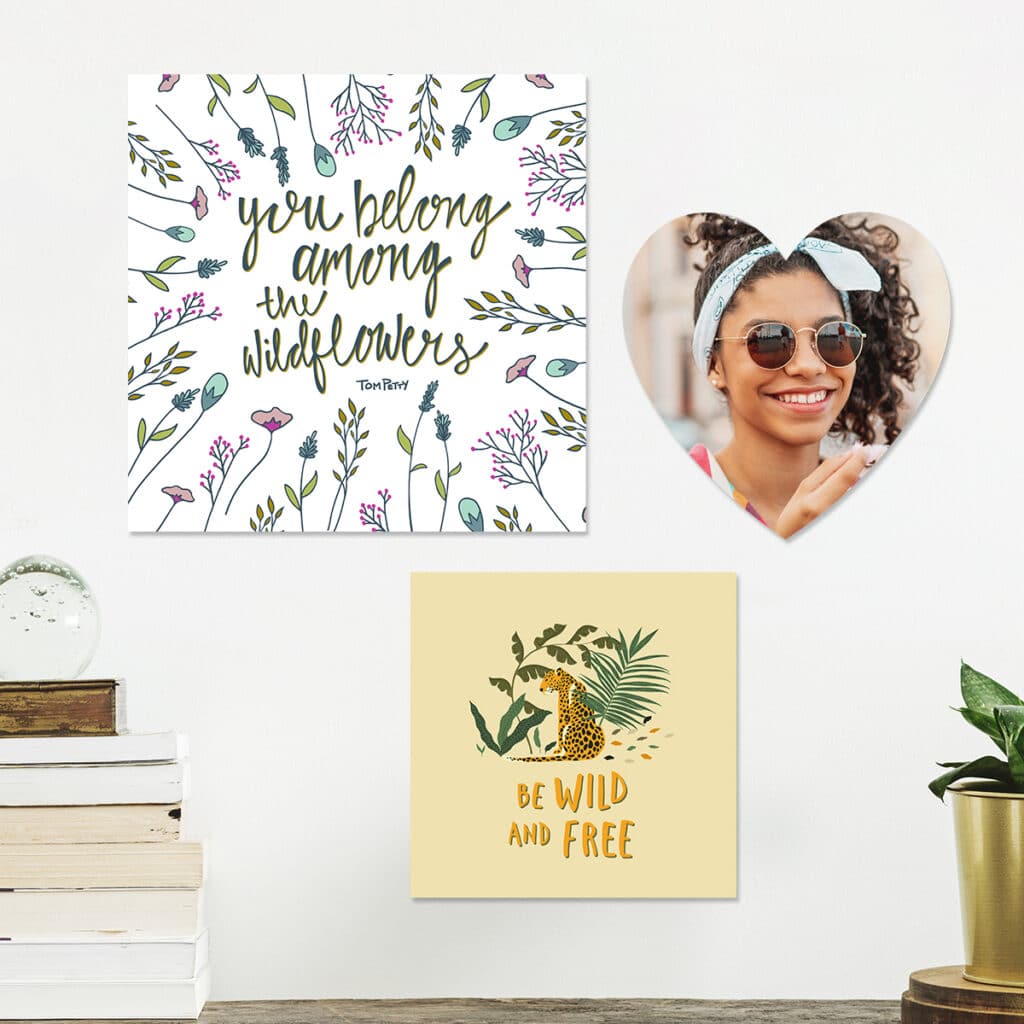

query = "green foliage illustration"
[[470, 624, 672, 760]]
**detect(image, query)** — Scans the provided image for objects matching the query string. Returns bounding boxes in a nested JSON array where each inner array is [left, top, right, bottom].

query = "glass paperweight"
[[0, 555, 100, 680]]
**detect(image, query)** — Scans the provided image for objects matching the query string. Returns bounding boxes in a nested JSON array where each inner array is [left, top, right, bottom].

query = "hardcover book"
[[0, 679, 125, 736]]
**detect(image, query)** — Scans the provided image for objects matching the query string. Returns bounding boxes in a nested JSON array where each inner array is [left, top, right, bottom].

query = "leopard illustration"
[[511, 668, 606, 761]]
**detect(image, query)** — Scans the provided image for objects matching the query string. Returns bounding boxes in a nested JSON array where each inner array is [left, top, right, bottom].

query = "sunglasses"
[[715, 321, 866, 371]]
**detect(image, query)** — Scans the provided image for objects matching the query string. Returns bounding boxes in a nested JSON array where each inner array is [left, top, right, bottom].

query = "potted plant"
[[931, 661, 1024, 986]]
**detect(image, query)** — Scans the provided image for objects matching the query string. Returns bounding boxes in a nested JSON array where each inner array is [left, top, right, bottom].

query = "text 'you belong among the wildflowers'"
[[238, 164, 512, 394]]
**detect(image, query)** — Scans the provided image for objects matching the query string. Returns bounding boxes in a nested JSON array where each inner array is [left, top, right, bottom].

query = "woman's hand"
[[775, 447, 872, 539]]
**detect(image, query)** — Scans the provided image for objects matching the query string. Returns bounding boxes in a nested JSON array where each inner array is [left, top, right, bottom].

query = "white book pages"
[[0, 760, 187, 806], [0, 930, 209, 981], [0, 733, 182, 766], [0, 888, 204, 939], [0, 965, 209, 1019]]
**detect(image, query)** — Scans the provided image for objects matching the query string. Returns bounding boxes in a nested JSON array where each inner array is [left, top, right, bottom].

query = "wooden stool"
[[903, 966, 1024, 1022]]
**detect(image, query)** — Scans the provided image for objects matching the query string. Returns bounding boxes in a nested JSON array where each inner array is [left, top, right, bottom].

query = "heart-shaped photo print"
[[623, 213, 949, 539]]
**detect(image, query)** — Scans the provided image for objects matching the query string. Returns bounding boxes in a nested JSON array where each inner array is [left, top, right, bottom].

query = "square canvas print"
[[127, 74, 587, 533], [411, 573, 736, 897]]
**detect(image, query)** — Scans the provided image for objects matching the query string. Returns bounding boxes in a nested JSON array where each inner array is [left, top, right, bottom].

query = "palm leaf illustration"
[[581, 628, 670, 730]]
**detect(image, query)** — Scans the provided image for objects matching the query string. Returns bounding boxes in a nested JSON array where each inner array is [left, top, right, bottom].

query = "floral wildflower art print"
[[127, 74, 587, 533]]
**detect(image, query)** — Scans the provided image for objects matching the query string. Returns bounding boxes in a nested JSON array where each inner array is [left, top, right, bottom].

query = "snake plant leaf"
[[995, 706, 1024, 786], [929, 755, 1015, 801], [961, 661, 1024, 718], [956, 706, 1007, 752]]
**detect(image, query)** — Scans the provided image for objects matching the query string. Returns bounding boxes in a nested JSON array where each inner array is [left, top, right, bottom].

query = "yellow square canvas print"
[[411, 573, 736, 897]]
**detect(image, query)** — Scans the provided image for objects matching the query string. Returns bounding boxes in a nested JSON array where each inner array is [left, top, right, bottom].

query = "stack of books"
[[0, 678, 209, 1019]]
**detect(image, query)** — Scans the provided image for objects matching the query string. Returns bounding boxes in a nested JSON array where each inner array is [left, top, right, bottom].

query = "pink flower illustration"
[[506, 355, 536, 383], [156, 484, 194, 532], [161, 485, 194, 503], [513, 254, 532, 288], [251, 407, 293, 432], [158, 75, 180, 93], [504, 354, 585, 413], [190, 186, 209, 220], [224, 409, 293, 518], [525, 75, 553, 89]]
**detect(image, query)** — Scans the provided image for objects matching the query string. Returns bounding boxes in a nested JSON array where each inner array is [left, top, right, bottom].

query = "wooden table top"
[[11, 999, 901, 1023]]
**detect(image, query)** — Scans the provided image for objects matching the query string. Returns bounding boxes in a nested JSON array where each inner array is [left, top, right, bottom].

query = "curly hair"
[[686, 214, 921, 444]]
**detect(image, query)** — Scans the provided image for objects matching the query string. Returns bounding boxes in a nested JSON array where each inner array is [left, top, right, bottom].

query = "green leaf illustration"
[[144, 273, 168, 292], [284, 483, 300, 509], [207, 96, 217, 117], [150, 425, 177, 442], [469, 702, 500, 754], [558, 225, 586, 242], [581, 629, 670, 730], [572, 246, 587, 260], [511, 631, 524, 663], [268, 95, 296, 119], [489, 677, 512, 695], [136, 419, 146, 450], [397, 425, 412, 454], [461, 78, 490, 92], [434, 470, 447, 500], [547, 645, 576, 665], [156, 256, 185, 273], [501, 708, 552, 755], [412, 463, 427, 471], [449, 462, 462, 477], [210, 74, 231, 94], [515, 663, 549, 682], [243, 79, 259, 94], [301, 471, 318, 498], [498, 695, 527, 749], [534, 624, 566, 648], [480, 91, 490, 120]]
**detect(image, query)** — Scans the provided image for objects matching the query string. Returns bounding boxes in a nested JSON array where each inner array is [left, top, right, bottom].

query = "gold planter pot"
[[951, 783, 1024, 986]]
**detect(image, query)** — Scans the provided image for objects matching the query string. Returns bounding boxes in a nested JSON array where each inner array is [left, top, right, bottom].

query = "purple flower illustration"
[[200, 433, 250, 531], [471, 409, 568, 531], [360, 489, 392, 532]]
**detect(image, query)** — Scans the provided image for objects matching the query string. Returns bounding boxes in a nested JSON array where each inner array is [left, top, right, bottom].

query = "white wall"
[[3, 0, 1019, 1000]]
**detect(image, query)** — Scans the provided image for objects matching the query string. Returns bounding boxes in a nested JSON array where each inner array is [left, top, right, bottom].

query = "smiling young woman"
[[687, 215, 921, 538]]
